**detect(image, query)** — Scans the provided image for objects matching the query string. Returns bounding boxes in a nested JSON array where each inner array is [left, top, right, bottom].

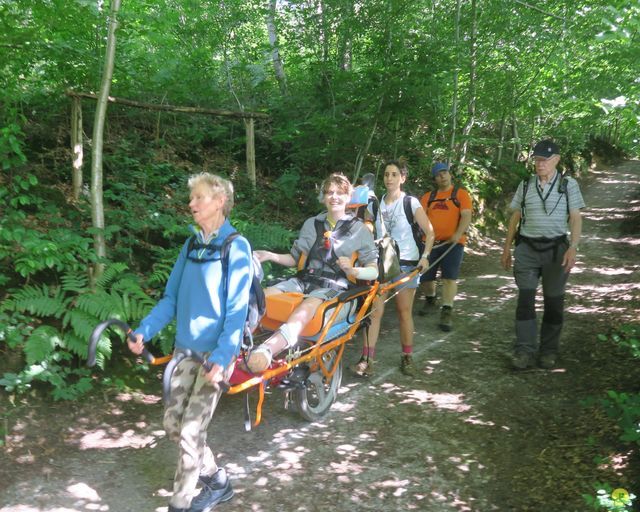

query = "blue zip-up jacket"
[[134, 219, 252, 368]]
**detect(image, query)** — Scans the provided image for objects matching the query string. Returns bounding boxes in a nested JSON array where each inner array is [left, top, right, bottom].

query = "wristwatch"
[[569, 243, 579, 251]]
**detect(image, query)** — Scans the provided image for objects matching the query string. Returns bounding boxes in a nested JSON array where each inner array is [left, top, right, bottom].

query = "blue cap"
[[431, 162, 449, 177]]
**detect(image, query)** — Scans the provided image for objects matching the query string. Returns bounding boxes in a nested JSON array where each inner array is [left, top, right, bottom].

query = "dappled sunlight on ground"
[[3, 162, 639, 512], [78, 426, 159, 450], [464, 415, 496, 427], [598, 449, 633, 476], [588, 235, 640, 246], [388, 385, 473, 413], [588, 266, 636, 276], [0, 507, 87, 512], [476, 273, 512, 281], [114, 390, 162, 405]]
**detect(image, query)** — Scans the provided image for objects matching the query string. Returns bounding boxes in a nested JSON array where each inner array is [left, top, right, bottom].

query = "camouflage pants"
[[165, 352, 230, 509]]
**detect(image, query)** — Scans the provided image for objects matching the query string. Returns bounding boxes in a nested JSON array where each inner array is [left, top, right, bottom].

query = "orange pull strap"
[[254, 382, 266, 428]]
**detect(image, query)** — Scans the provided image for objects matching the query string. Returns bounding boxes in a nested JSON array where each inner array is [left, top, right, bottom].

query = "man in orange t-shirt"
[[418, 162, 472, 331]]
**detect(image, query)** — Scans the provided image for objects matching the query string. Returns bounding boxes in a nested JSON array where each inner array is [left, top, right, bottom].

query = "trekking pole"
[[361, 242, 459, 321]]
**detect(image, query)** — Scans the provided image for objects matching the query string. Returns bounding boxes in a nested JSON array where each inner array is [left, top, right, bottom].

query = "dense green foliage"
[[1, 0, 638, 398], [582, 324, 639, 511]]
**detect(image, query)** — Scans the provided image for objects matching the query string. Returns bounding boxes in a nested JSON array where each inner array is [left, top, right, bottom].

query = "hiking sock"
[[401, 345, 413, 355], [362, 347, 376, 359]]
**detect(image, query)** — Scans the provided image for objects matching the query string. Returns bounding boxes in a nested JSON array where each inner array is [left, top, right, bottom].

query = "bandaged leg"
[[246, 297, 321, 373]]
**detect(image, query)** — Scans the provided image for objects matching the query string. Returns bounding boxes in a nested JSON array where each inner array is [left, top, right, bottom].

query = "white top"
[[376, 192, 422, 261]]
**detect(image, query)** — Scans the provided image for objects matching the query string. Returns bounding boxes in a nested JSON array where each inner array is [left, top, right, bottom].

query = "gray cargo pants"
[[513, 239, 570, 356], [165, 352, 231, 509]]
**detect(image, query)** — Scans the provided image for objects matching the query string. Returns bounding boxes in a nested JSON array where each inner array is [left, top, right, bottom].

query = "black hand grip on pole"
[[162, 350, 189, 405], [87, 318, 154, 367], [162, 349, 230, 405], [88, 319, 133, 367]]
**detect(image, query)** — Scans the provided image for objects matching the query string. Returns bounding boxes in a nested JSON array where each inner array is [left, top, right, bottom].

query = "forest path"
[[1, 160, 639, 512]]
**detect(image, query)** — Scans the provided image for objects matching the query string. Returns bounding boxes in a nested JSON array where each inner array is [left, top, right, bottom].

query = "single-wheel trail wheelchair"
[[87, 268, 421, 430]]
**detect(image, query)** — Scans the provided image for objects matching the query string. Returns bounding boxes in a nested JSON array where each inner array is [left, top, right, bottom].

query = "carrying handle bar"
[[87, 319, 229, 400], [162, 349, 230, 405], [87, 319, 155, 367]]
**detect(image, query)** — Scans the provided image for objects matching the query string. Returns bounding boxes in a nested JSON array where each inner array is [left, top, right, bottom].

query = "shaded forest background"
[[0, 1, 639, 507], [1, 0, 638, 405]]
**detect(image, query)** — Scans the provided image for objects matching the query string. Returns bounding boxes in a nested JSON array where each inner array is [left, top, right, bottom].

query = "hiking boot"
[[168, 506, 189, 512], [352, 356, 374, 377], [400, 354, 416, 376], [512, 352, 535, 370], [538, 353, 557, 369], [418, 296, 437, 317], [438, 306, 453, 332], [245, 344, 272, 373], [191, 468, 234, 512]]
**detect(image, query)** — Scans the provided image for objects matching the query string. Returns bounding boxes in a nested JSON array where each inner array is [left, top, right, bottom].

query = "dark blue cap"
[[532, 140, 560, 158], [431, 162, 450, 177]]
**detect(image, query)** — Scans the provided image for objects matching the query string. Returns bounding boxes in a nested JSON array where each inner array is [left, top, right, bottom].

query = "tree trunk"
[[319, 0, 329, 64], [339, 0, 354, 71], [71, 96, 83, 201], [353, 96, 384, 183], [266, 0, 287, 95], [245, 117, 256, 189], [511, 111, 521, 160], [449, 0, 462, 160], [495, 113, 507, 164], [458, 0, 478, 165], [90, 0, 121, 282]]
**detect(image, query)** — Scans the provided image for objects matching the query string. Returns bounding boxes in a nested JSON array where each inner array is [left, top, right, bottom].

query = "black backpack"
[[351, 195, 379, 239], [402, 195, 426, 256], [426, 185, 461, 210], [187, 232, 266, 347]]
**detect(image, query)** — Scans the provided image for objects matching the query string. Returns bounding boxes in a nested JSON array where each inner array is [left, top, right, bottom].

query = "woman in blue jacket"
[[128, 173, 251, 512]]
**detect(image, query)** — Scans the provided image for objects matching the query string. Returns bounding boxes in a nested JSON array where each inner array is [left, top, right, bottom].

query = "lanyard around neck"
[[535, 172, 562, 215]]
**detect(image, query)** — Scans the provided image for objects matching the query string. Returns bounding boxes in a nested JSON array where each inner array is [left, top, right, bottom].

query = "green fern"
[[4, 284, 68, 317], [1, 262, 161, 398], [90, 333, 112, 370], [234, 220, 295, 251], [24, 325, 63, 364], [149, 261, 173, 287], [95, 262, 128, 289], [61, 273, 89, 293], [111, 276, 156, 316], [66, 309, 105, 348], [63, 331, 93, 359], [73, 291, 126, 322]]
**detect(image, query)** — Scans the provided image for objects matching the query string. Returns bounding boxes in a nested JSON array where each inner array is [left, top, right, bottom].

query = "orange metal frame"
[[225, 268, 420, 427]]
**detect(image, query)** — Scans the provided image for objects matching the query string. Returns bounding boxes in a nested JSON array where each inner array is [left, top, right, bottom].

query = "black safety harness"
[[297, 217, 360, 293]]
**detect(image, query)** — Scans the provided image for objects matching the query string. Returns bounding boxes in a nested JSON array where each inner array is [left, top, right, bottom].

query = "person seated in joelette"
[[247, 173, 378, 372]]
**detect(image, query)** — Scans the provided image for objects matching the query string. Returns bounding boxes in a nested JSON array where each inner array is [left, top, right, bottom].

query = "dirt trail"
[[1, 161, 639, 512]]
